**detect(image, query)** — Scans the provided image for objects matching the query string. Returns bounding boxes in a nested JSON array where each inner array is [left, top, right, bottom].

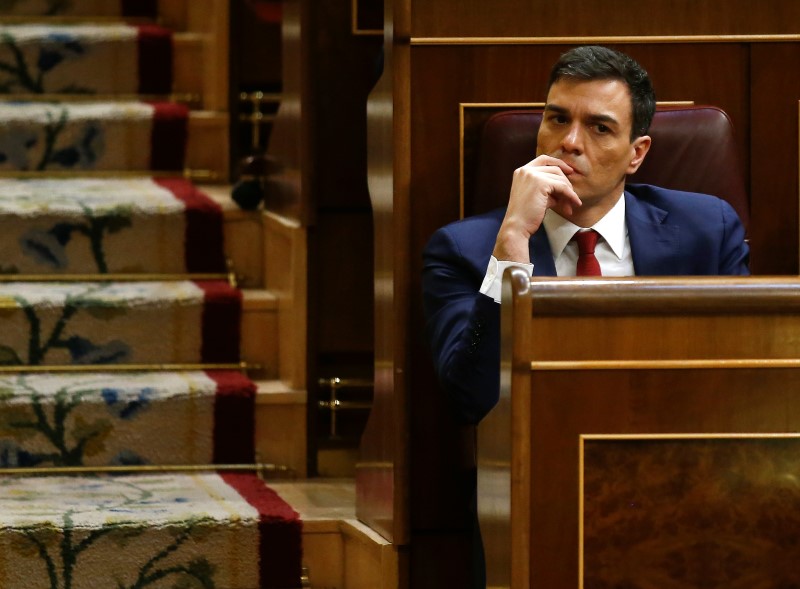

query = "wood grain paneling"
[[485, 275, 800, 587], [583, 436, 800, 589], [316, 212, 374, 355], [410, 0, 800, 38], [529, 369, 800, 589], [358, 0, 409, 545], [750, 43, 800, 274]]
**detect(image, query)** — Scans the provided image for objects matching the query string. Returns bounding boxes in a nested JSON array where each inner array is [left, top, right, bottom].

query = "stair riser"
[[0, 102, 188, 172], [0, 213, 190, 274], [0, 281, 240, 366], [256, 390, 307, 477], [0, 394, 215, 466], [0, 24, 172, 95], [0, 527, 260, 588], [0, 302, 200, 365], [242, 296, 278, 379], [0, 371, 256, 468], [0, 473, 269, 589], [0, 178, 225, 275]]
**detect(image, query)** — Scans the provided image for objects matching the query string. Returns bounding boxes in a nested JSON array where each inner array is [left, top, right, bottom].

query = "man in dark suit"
[[423, 45, 750, 426], [423, 45, 749, 589]]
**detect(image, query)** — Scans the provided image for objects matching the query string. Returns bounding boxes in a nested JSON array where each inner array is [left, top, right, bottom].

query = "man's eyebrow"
[[587, 113, 620, 127], [544, 103, 620, 126], [543, 104, 568, 114]]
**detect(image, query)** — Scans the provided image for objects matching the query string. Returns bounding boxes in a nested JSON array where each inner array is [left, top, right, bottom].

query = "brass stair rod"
[[317, 377, 375, 439], [0, 273, 231, 282], [0, 92, 201, 104], [317, 377, 374, 388], [0, 362, 261, 374], [0, 258, 239, 288], [0, 463, 294, 476], [318, 400, 373, 411], [0, 169, 219, 180]]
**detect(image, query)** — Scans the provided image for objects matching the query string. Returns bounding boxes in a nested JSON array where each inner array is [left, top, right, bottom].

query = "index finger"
[[526, 154, 574, 175]]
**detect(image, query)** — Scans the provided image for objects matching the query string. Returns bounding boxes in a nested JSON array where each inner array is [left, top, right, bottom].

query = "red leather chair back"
[[472, 106, 749, 229]]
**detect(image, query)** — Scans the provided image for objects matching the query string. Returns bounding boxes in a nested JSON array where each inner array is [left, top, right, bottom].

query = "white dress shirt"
[[479, 194, 634, 303]]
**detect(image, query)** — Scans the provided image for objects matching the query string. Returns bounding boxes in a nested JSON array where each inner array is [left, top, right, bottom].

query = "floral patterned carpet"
[[0, 4, 304, 588], [0, 472, 301, 588]]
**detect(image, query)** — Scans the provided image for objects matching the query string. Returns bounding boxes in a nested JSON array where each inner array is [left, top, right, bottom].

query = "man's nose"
[[561, 123, 583, 153]]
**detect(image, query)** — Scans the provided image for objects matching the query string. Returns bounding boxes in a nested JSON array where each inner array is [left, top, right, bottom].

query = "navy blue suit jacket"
[[422, 184, 750, 424]]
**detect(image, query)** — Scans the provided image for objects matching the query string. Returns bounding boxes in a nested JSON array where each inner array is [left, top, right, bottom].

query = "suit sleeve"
[[422, 227, 501, 425], [719, 199, 751, 275]]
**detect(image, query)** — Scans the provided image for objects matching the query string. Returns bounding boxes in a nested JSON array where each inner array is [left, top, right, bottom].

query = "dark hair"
[[547, 45, 656, 140]]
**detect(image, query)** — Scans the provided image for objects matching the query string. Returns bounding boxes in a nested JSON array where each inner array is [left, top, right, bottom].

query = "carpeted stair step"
[[0, 1, 158, 18], [0, 100, 187, 171], [0, 471, 302, 588], [0, 23, 172, 95], [0, 369, 255, 467], [0, 177, 226, 275], [0, 280, 240, 366]]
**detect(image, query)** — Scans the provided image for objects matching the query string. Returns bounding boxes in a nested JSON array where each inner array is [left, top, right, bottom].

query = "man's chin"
[[573, 190, 603, 206]]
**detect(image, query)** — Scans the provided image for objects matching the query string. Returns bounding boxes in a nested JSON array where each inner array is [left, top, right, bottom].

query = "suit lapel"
[[526, 191, 681, 277], [625, 190, 680, 275]]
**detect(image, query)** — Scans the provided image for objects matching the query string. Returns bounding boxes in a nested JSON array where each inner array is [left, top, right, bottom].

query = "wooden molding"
[[412, 34, 800, 46], [531, 358, 800, 371]]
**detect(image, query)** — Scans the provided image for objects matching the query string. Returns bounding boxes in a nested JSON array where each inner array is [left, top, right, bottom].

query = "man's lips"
[[562, 161, 583, 175], [547, 154, 583, 175]]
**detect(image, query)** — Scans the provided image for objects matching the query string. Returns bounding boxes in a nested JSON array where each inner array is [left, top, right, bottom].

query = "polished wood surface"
[[359, 0, 408, 545], [263, 211, 307, 390], [187, 0, 229, 112], [484, 271, 800, 588], [268, 480, 400, 589], [410, 0, 800, 38], [583, 436, 800, 589], [263, 0, 306, 222], [749, 42, 800, 275], [266, 0, 382, 477]]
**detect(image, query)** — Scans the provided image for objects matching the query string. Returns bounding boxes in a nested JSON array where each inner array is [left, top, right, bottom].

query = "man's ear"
[[627, 135, 651, 174]]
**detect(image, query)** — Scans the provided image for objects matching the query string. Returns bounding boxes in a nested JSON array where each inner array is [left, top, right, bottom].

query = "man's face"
[[536, 78, 650, 207]]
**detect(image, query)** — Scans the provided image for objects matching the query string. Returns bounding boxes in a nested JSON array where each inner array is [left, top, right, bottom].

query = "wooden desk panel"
[[482, 274, 800, 588], [527, 368, 800, 589]]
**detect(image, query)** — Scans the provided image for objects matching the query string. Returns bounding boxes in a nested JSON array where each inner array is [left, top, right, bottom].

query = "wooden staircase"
[[160, 2, 396, 585]]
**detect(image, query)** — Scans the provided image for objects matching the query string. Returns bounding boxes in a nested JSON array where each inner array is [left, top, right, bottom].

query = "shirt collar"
[[542, 192, 627, 260]]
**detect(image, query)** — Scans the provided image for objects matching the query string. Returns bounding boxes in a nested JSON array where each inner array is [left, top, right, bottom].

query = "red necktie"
[[574, 230, 602, 276]]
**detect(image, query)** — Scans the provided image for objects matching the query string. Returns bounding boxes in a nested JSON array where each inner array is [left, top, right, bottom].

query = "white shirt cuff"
[[479, 256, 534, 303]]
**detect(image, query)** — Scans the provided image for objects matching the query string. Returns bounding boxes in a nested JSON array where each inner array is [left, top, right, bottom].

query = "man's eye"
[[596, 124, 610, 134]]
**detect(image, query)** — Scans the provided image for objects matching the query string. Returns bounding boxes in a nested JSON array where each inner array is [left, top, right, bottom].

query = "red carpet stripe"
[[208, 370, 256, 464], [196, 280, 242, 364], [155, 178, 227, 272], [137, 25, 173, 94], [221, 473, 303, 589], [149, 102, 188, 171]]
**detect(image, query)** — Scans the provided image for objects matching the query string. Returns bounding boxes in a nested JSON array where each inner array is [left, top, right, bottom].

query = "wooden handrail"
[[511, 275, 800, 315]]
